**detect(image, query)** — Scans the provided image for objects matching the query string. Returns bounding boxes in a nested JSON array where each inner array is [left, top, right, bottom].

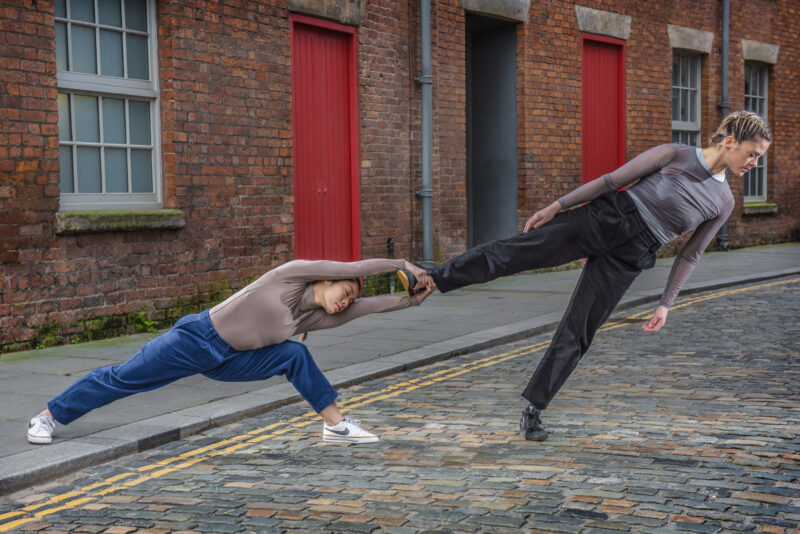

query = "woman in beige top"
[[28, 259, 432, 445]]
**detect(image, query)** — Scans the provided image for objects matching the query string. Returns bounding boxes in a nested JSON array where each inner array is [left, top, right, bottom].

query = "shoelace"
[[342, 416, 361, 427], [34, 415, 55, 432]]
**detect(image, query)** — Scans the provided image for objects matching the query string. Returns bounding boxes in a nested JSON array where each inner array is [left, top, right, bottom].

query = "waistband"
[[175, 309, 233, 353], [617, 191, 661, 250]]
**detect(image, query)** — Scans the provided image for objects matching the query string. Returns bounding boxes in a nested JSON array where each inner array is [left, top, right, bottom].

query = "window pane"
[[99, 30, 124, 77], [74, 95, 99, 142], [680, 56, 689, 86], [688, 88, 696, 121], [679, 89, 687, 122], [125, 0, 148, 31], [129, 100, 151, 145], [56, 22, 68, 70], [130, 149, 153, 192], [71, 25, 97, 74], [102, 98, 126, 143], [671, 87, 679, 120], [126, 34, 149, 79], [105, 148, 128, 192], [689, 57, 697, 87], [99, 0, 122, 27], [672, 57, 679, 86], [744, 66, 752, 96], [55, 0, 67, 18], [58, 93, 72, 141], [745, 168, 755, 197], [60, 147, 74, 193], [77, 147, 102, 192], [70, 0, 95, 22]]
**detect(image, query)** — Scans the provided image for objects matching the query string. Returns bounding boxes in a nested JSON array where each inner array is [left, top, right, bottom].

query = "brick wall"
[[0, 1, 60, 346], [516, 0, 799, 253], [1, 0, 300, 351], [357, 1, 415, 260], [725, 0, 800, 247]]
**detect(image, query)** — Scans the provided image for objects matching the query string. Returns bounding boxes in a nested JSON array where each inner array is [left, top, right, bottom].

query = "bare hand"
[[403, 260, 429, 290], [413, 284, 434, 305], [523, 201, 561, 233], [642, 305, 668, 333]]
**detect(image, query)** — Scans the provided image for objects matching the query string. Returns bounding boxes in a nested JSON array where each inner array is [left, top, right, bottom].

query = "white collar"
[[696, 147, 726, 183]]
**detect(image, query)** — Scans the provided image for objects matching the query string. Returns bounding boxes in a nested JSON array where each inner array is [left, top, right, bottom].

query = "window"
[[744, 62, 768, 201], [56, 0, 160, 210], [671, 53, 701, 146]]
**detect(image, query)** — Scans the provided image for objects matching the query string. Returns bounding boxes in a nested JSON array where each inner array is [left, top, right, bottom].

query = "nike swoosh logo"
[[326, 427, 350, 436]]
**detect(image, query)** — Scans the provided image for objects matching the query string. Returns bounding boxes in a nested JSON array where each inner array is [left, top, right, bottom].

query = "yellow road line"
[[1, 277, 796, 532]]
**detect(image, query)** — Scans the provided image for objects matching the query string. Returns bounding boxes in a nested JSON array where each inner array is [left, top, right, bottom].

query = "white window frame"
[[56, 0, 161, 211], [743, 61, 768, 202], [671, 52, 701, 147]]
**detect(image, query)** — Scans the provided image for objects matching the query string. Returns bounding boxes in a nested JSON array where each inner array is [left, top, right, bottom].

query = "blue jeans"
[[48, 310, 338, 425], [430, 191, 661, 410]]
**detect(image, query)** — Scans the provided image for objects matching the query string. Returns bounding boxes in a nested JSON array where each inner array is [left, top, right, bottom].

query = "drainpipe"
[[416, 0, 434, 269], [716, 0, 731, 251]]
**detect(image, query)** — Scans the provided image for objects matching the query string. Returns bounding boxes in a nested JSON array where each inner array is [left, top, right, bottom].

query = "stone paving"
[[1, 277, 798, 533]]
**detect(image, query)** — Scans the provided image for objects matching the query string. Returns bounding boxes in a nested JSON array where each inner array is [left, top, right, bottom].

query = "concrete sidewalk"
[[1, 243, 798, 494]]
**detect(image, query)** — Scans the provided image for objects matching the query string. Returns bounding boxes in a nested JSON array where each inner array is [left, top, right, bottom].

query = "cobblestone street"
[[1, 277, 798, 533]]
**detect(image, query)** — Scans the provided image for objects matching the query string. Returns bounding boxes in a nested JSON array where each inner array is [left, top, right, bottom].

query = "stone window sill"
[[742, 202, 778, 216], [55, 209, 186, 235]]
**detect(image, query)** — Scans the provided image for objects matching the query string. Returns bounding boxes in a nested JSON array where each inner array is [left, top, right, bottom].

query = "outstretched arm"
[[642, 195, 734, 333], [524, 144, 677, 233], [278, 258, 428, 287], [309, 284, 434, 332]]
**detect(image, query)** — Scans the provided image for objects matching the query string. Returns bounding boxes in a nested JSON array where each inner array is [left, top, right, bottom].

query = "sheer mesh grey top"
[[557, 144, 734, 307]]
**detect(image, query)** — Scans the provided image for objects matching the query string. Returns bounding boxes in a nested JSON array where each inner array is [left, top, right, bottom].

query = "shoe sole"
[[27, 433, 52, 444], [524, 431, 548, 441], [396, 270, 420, 297], [323, 434, 379, 444]]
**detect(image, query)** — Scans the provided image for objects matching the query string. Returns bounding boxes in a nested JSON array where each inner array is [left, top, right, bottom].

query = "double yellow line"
[[1, 277, 796, 531]]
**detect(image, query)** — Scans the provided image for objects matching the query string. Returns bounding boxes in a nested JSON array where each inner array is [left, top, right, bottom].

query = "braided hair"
[[710, 110, 772, 145]]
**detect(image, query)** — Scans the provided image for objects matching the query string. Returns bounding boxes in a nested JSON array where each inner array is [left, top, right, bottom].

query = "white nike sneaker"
[[27, 413, 55, 444], [322, 416, 379, 444]]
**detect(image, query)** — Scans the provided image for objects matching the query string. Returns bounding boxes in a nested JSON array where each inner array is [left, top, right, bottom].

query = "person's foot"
[[520, 404, 548, 441], [323, 416, 379, 444], [396, 269, 423, 297], [27, 413, 56, 444]]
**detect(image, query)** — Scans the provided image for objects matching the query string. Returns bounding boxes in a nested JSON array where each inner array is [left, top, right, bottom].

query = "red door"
[[291, 15, 360, 261], [581, 34, 625, 184]]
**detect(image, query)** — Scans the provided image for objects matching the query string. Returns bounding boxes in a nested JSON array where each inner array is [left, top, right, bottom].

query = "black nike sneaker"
[[520, 404, 548, 441], [396, 268, 422, 297]]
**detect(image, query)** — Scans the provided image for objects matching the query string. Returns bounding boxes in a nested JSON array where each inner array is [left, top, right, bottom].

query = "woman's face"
[[320, 280, 359, 314], [724, 136, 770, 177]]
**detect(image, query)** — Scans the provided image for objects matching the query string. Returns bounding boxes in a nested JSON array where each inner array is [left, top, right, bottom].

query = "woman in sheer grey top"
[[429, 111, 772, 441]]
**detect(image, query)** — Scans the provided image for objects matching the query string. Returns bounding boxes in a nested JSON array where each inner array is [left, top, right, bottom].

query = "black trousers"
[[430, 191, 661, 410]]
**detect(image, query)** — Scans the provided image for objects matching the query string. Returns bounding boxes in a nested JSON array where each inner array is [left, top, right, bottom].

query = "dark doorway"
[[467, 14, 518, 247]]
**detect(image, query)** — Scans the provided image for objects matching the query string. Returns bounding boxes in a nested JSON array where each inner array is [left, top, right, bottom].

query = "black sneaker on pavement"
[[520, 404, 548, 441]]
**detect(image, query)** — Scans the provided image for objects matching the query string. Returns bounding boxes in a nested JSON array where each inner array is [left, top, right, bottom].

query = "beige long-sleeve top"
[[209, 258, 414, 351]]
